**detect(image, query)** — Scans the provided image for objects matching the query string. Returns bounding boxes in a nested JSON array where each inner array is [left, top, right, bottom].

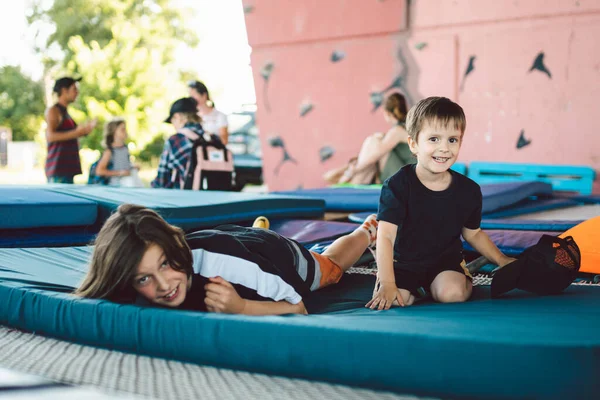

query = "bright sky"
[[0, 0, 256, 113]]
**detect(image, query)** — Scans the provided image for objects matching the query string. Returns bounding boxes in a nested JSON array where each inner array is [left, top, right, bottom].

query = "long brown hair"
[[103, 118, 125, 149], [75, 204, 193, 303], [384, 92, 408, 124]]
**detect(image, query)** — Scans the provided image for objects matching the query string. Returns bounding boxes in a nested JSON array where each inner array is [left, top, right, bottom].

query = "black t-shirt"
[[179, 274, 209, 311], [377, 164, 482, 270]]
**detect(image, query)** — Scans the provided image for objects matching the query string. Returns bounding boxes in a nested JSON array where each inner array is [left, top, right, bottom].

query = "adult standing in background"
[[45, 77, 96, 183], [188, 80, 229, 144]]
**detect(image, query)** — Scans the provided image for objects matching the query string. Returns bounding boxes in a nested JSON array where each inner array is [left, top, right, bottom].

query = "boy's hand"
[[204, 276, 246, 314], [366, 280, 403, 310]]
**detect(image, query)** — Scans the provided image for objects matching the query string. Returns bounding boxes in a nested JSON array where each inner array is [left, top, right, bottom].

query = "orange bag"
[[559, 216, 600, 274]]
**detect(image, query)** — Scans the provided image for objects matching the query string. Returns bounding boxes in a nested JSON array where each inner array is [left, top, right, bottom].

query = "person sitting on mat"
[[75, 204, 379, 315], [323, 92, 412, 185], [368, 96, 515, 310]]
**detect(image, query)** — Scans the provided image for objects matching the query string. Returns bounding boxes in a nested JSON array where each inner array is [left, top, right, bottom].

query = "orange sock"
[[359, 214, 378, 249]]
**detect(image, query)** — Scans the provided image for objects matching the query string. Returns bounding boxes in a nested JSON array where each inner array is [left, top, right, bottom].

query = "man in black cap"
[[45, 77, 97, 183]]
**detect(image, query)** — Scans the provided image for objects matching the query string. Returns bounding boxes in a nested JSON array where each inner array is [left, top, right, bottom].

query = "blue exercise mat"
[[272, 187, 381, 212], [0, 227, 97, 249], [270, 219, 358, 245], [274, 181, 553, 213], [478, 218, 583, 232], [483, 197, 580, 219], [479, 181, 552, 213], [0, 245, 599, 399], [0, 187, 98, 229], [44, 186, 325, 231], [571, 194, 600, 204], [463, 229, 556, 256]]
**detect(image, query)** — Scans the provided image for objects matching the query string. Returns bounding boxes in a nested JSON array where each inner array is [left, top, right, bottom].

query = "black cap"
[[187, 80, 208, 95], [165, 97, 198, 123], [53, 77, 82, 94], [491, 235, 580, 298]]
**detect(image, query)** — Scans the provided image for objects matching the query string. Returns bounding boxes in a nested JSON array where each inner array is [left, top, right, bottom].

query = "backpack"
[[175, 128, 234, 191], [88, 156, 113, 185], [491, 234, 581, 297]]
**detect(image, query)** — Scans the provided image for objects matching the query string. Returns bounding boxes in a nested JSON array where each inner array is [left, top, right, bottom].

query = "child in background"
[[95, 118, 142, 187], [368, 97, 515, 310], [76, 204, 379, 315]]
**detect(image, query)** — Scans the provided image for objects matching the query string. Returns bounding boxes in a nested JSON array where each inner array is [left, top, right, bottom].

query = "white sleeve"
[[217, 110, 228, 129]]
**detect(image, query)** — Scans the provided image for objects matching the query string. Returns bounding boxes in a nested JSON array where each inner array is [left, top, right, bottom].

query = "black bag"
[[491, 235, 581, 297]]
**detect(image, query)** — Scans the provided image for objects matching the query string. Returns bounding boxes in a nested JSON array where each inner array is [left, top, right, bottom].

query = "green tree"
[[28, 0, 198, 157], [28, 0, 198, 68], [0, 66, 45, 141]]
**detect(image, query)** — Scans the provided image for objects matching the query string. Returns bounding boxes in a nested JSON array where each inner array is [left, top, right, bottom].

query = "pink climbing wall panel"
[[458, 17, 600, 167], [243, 0, 600, 190], [244, 0, 407, 46]]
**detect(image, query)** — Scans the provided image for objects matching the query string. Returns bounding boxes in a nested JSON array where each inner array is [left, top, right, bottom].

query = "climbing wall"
[[243, 0, 600, 190]]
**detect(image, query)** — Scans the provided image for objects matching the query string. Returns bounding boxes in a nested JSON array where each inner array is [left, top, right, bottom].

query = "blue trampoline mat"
[[13, 186, 326, 232], [0, 187, 98, 229], [0, 245, 599, 399], [483, 197, 581, 219], [274, 181, 553, 213]]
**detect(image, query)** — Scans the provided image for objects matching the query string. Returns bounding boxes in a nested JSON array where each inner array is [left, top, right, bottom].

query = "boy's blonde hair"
[[177, 112, 202, 124], [406, 96, 466, 142], [75, 204, 193, 303]]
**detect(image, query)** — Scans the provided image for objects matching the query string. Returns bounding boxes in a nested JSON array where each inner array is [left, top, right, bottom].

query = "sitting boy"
[[368, 97, 515, 310]]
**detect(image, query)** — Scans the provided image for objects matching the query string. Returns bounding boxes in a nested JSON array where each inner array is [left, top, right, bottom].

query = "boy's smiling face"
[[133, 243, 190, 307], [409, 120, 462, 176]]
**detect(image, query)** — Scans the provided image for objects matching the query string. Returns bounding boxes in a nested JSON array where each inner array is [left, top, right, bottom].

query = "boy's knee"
[[395, 289, 414, 306], [433, 285, 470, 303]]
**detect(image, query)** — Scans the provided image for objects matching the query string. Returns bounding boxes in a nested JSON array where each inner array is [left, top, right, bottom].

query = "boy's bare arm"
[[376, 221, 398, 283], [462, 227, 515, 267], [240, 299, 307, 316], [367, 221, 404, 310], [204, 276, 307, 315]]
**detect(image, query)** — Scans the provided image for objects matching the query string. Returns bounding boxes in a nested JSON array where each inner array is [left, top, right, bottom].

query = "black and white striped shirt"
[[183, 225, 322, 307]]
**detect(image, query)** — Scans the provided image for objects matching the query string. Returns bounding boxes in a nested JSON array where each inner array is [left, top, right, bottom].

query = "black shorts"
[[394, 258, 472, 298]]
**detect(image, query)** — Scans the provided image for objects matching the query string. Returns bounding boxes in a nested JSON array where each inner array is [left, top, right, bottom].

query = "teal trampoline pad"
[[1, 246, 599, 399]]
